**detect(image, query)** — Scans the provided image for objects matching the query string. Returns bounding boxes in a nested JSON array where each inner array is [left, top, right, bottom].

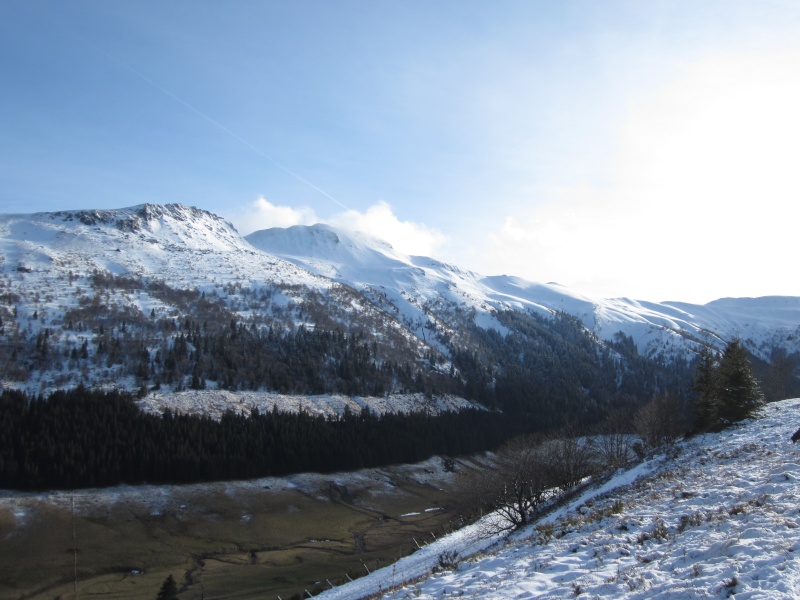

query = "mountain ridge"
[[1, 203, 798, 408], [245, 221, 800, 361]]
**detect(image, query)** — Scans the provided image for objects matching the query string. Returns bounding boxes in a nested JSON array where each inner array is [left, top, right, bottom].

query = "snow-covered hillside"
[[246, 223, 800, 361], [0, 204, 436, 396], [321, 398, 800, 599], [2, 203, 799, 403], [0, 203, 327, 291], [3, 203, 798, 365]]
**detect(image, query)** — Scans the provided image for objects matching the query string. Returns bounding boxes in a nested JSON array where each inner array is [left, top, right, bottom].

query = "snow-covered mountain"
[[1, 203, 798, 401], [0, 204, 429, 394], [0, 203, 327, 291], [5, 205, 798, 598], [246, 223, 800, 361]]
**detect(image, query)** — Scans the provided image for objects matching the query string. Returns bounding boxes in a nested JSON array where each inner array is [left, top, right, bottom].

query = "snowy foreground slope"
[[321, 399, 800, 599]]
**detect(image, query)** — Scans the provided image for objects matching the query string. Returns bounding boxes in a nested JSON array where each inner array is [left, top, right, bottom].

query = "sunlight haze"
[[2, 0, 799, 304]]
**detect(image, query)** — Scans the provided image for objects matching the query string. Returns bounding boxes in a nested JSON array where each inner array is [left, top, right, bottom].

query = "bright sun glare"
[[479, 43, 800, 303]]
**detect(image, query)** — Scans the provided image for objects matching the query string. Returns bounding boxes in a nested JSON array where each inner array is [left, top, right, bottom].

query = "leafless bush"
[[456, 434, 556, 532], [634, 392, 688, 451], [637, 517, 669, 544], [456, 430, 597, 534], [595, 408, 635, 469], [545, 432, 596, 491], [435, 550, 460, 572]]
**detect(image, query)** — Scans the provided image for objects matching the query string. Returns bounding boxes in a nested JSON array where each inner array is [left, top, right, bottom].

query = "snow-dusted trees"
[[693, 344, 720, 430], [691, 339, 764, 431]]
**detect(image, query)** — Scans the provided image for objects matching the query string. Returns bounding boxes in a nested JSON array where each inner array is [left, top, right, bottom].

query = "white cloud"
[[229, 198, 446, 258], [472, 42, 800, 303], [229, 197, 318, 234], [329, 201, 447, 257]]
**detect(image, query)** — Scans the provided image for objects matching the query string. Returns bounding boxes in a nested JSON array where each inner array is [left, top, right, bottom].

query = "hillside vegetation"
[[322, 398, 800, 599]]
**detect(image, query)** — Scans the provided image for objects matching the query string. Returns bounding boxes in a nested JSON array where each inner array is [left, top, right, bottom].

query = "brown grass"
[[0, 470, 456, 600]]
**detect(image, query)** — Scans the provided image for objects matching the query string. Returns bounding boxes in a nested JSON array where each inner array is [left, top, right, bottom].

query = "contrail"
[[63, 23, 351, 211]]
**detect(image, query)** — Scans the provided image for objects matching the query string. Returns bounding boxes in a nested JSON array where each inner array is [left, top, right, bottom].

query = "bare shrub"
[[456, 430, 597, 534], [457, 434, 558, 532], [435, 550, 459, 572], [595, 408, 635, 469], [634, 393, 688, 451], [545, 432, 596, 491], [637, 517, 669, 544], [722, 576, 739, 596]]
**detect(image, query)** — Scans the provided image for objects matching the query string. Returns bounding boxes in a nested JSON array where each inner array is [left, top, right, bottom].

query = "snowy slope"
[[0, 204, 327, 291], [321, 398, 800, 599], [1, 205, 453, 398], [137, 390, 483, 420], [247, 224, 507, 344], [247, 224, 800, 360], [2, 203, 799, 400], [3, 204, 798, 364]]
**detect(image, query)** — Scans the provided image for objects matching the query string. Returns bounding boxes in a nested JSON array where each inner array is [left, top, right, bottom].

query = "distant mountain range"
[[1, 203, 797, 416], [246, 222, 800, 361]]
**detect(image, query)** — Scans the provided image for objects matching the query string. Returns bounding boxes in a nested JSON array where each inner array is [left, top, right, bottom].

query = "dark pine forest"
[[0, 387, 515, 491]]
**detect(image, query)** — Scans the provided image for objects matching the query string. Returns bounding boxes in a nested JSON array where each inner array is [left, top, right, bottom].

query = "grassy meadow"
[[0, 460, 462, 600]]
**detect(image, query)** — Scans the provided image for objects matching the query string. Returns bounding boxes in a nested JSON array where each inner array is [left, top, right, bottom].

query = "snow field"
[[322, 399, 800, 599], [137, 389, 484, 419]]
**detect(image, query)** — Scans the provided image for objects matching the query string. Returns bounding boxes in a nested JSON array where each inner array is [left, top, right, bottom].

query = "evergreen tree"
[[156, 574, 178, 600], [716, 339, 763, 423], [692, 344, 719, 430]]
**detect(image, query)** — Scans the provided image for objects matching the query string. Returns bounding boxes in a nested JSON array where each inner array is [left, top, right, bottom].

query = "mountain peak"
[[246, 223, 405, 267], [0, 202, 330, 299], [46, 203, 236, 235]]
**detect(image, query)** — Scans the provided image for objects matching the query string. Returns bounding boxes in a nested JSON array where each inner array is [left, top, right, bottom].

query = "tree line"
[[451, 309, 695, 430], [457, 337, 768, 534], [0, 271, 462, 397], [4, 269, 793, 428], [692, 338, 765, 430], [0, 387, 517, 491]]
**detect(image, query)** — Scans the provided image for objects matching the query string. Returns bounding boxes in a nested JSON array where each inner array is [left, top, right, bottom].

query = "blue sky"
[[2, 1, 799, 303]]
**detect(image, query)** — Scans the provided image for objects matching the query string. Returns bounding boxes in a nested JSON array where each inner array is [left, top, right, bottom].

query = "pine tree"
[[692, 344, 719, 430], [156, 574, 178, 600], [716, 339, 763, 423]]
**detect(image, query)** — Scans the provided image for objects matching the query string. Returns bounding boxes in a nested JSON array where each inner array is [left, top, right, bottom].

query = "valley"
[[1, 203, 799, 599], [0, 457, 463, 600]]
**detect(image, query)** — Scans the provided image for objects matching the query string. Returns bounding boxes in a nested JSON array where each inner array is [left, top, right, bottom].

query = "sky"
[[2, 1, 799, 304]]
